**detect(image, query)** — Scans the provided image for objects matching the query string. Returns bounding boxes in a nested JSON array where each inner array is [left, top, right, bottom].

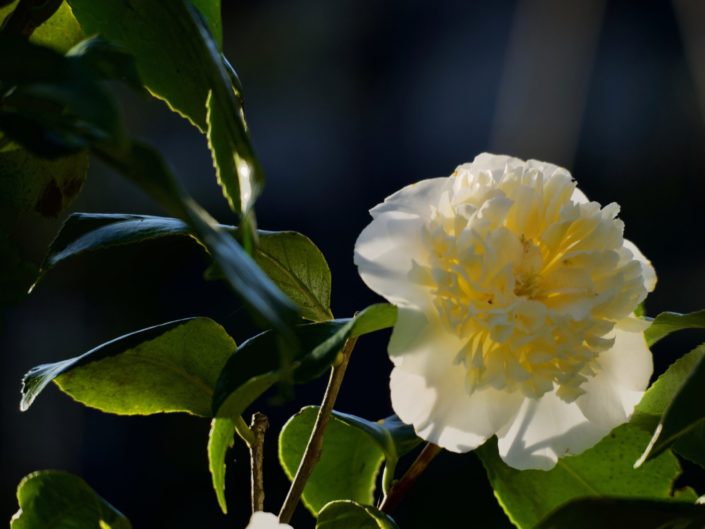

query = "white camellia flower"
[[354, 153, 656, 470], [245, 512, 293, 529]]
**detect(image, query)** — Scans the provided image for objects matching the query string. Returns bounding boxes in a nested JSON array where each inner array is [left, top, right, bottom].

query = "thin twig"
[[249, 412, 269, 513], [278, 336, 359, 523], [379, 443, 442, 514]]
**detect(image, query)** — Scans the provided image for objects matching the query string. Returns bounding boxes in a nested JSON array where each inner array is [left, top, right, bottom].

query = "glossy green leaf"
[[37, 213, 333, 322], [0, 1, 84, 52], [97, 142, 299, 338], [21, 317, 236, 417], [212, 304, 396, 419], [67, 37, 143, 91], [637, 344, 705, 465], [280, 407, 386, 515], [534, 497, 705, 529], [0, 35, 126, 157], [316, 501, 399, 529], [66, 0, 260, 214], [208, 417, 236, 514], [477, 424, 692, 529], [646, 311, 705, 346], [254, 231, 332, 321], [11, 470, 130, 529], [0, 146, 88, 218], [66, 0, 222, 128]]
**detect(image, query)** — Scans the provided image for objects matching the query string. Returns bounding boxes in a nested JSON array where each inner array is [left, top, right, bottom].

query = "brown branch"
[[249, 412, 269, 513], [278, 336, 358, 523], [379, 443, 443, 515]]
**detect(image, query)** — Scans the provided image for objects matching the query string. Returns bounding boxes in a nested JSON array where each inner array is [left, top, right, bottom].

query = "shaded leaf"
[[0, 146, 88, 218], [477, 424, 691, 529], [67, 0, 260, 213], [0, 34, 126, 157], [37, 213, 333, 321], [279, 407, 386, 515], [97, 142, 299, 338], [11, 469, 130, 529], [316, 501, 399, 529], [646, 311, 705, 347], [212, 304, 396, 419], [534, 497, 705, 529], [66, 0, 222, 127], [67, 37, 143, 91], [637, 345, 705, 466], [21, 317, 236, 417]]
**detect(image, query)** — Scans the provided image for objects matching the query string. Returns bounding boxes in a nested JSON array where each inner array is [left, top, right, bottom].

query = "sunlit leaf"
[[477, 424, 692, 529], [208, 417, 236, 514], [646, 310, 705, 346], [279, 407, 386, 515], [316, 501, 399, 529], [66, 0, 222, 127], [66, 0, 260, 213], [37, 213, 333, 321], [21, 317, 235, 417], [11, 470, 130, 529], [0, 1, 84, 52]]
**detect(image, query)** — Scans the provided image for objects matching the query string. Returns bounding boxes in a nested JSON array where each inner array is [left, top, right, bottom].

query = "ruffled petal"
[[389, 310, 522, 453], [497, 391, 609, 470], [246, 512, 292, 529], [354, 179, 445, 308], [623, 238, 657, 292], [576, 326, 653, 430]]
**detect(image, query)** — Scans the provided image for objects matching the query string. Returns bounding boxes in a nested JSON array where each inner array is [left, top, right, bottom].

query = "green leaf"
[[67, 37, 143, 91], [21, 317, 236, 417], [637, 345, 705, 465], [66, 0, 223, 127], [66, 0, 260, 213], [0, 1, 85, 52], [278, 407, 419, 517], [11, 469, 130, 529], [280, 407, 386, 516], [477, 424, 691, 529], [98, 142, 300, 338], [37, 213, 333, 322], [0, 34, 126, 157], [534, 497, 705, 529], [316, 501, 399, 529], [0, 146, 88, 218], [212, 304, 396, 419], [646, 310, 705, 346], [207, 417, 236, 514], [253, 231, 332, 321]]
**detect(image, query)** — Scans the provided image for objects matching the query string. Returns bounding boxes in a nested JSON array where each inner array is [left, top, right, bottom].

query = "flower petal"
[[576, 326, 653, 430], [623, 238, 657, 292], [354, 179, 445, 308], [389, 309, 522, 452], [497, 391, 609, 470], [246, 512, 293, 529]]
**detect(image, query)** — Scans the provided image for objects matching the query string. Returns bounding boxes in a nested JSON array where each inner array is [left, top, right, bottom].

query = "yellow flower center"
[[420, 167, 646, 400]]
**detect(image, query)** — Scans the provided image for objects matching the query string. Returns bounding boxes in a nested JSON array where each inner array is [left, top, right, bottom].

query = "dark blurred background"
[[4, 0, 705, 527]]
